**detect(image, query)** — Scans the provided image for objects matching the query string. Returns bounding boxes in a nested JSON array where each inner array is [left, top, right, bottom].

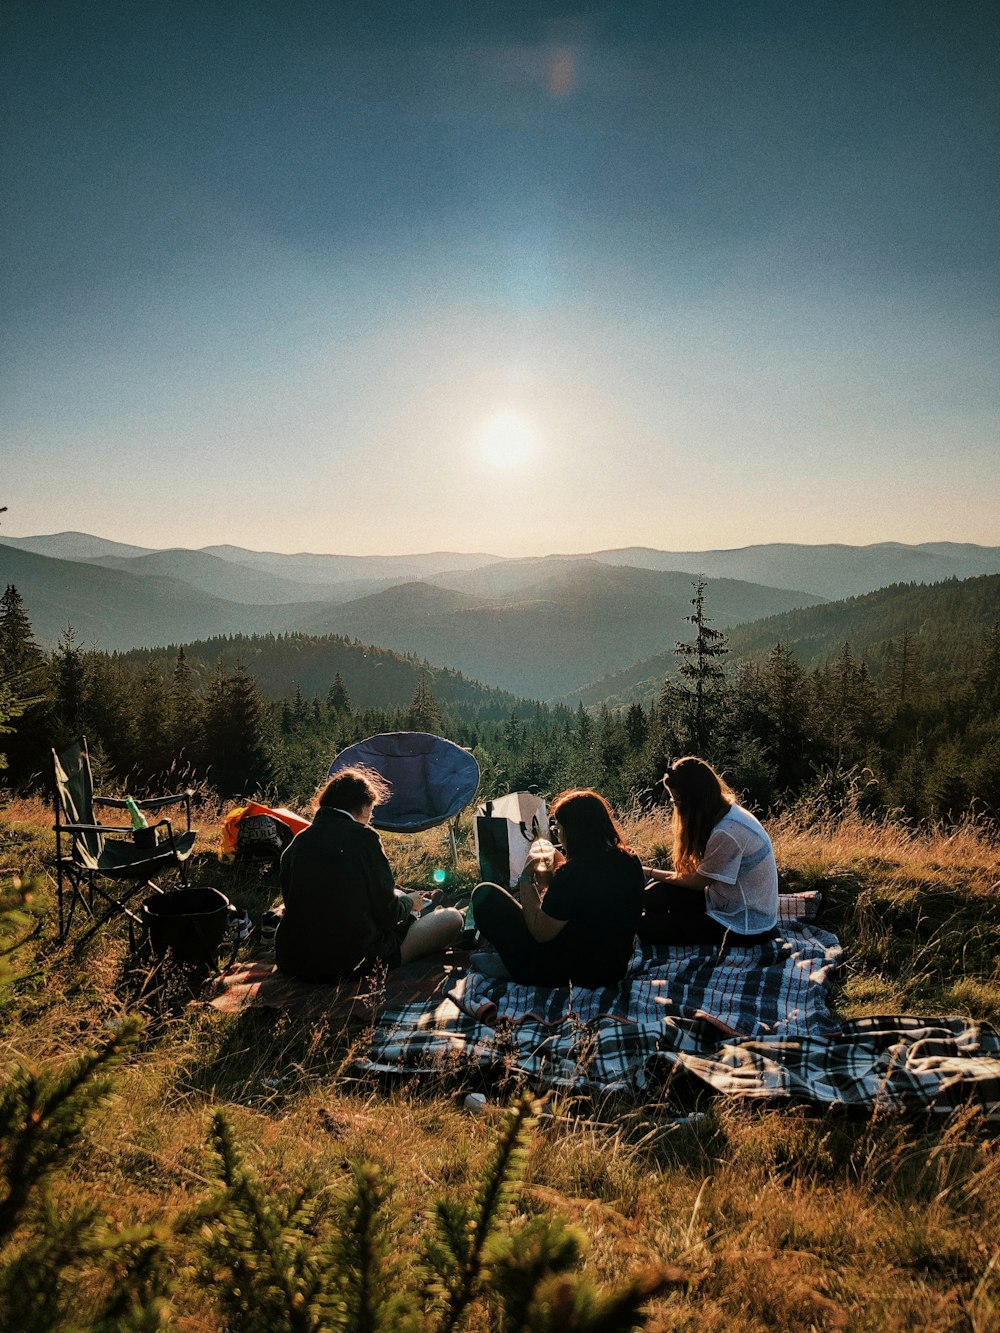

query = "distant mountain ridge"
[[0, 540, 821, 698], [2, 532, 997, 701], [5, 532, 999, 600], [582, 542, 1000, 599]]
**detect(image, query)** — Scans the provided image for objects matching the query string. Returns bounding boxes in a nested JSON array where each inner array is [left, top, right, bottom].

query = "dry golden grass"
[[2, 793, 1000, 1328]]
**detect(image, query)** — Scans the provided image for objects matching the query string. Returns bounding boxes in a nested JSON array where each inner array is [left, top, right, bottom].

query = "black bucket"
[[142, 887, 234, 972]]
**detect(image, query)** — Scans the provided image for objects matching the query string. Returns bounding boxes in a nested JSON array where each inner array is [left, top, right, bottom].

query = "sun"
[[477, 411, 539, 468]]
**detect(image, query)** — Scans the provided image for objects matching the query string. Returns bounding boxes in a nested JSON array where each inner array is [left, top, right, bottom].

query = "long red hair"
[[662, 757, 734, 873], [549, 788, 630, 859]]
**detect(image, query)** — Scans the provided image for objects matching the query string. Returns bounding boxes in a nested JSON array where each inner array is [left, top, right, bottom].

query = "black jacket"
[[275, 808, 403, 982]]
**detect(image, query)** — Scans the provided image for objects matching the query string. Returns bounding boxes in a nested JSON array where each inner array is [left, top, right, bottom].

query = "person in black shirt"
[[470, 788, 644, 988], [276, 766, 463, 983]]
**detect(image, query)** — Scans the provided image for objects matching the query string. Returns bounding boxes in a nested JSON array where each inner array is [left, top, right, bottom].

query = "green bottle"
[[124, 796, 147, 830]]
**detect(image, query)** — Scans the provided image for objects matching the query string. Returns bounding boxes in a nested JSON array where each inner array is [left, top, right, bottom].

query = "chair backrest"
[[327, 732, 480, 832], [52, 737, 103, 867]]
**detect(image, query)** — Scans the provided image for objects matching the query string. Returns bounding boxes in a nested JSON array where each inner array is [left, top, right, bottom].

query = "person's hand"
[[408, 890, 430, 915], [641, 865, 675, 883], [526, 840, 564, 882]]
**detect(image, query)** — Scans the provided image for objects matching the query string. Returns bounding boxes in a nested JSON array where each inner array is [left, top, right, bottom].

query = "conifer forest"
[[2, 579, 998, 825]]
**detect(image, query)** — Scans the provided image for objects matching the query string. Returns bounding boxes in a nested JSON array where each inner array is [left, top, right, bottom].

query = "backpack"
[[235, 813, 292, 863]]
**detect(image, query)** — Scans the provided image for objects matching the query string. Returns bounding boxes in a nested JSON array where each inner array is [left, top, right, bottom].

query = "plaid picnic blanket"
[[359, 894, 1000, 1118]]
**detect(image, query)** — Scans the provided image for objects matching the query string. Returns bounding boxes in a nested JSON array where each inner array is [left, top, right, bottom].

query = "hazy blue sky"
[[2, 0, 997, 556]]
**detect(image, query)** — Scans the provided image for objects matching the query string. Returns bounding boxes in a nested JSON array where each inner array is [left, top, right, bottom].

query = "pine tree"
[[327, 671, 352, 716], [760, 643, 814, 791], [891, 629, 919, 706], [49, 629, 86, 745], [169, 647, 201, 765], [201, 661, 278, 797], [134, 662, 173, 785], [291, 682, 309, 730], [0, 586, 50, 781], [406, 678, 444, 733], [972, 623, 1000, 716], [0, 585, 44, 679], [674, 579, 729, 754], [625, 702, 647, 752]]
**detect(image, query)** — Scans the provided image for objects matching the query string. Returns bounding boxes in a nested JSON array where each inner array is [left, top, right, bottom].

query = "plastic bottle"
[[124, 796, 148, 830], [529, 838, 556, 872]]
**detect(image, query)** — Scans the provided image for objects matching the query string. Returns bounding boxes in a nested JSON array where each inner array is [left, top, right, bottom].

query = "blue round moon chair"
[[327, 732, 480, 854]]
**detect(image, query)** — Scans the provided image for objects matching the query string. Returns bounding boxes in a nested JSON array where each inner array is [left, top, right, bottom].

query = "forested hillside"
[[0, 541, 822, 697], [571, 574, 1000, 708], [114, 632, 521, 711], [2, 574, 997, 823]]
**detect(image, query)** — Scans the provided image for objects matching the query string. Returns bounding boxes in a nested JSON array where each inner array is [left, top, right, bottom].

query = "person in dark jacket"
[[470, 788, 644, 988], [275, 766, 463, 983]]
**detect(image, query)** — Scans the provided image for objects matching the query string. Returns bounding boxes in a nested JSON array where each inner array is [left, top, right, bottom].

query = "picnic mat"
[[357, 894, 1000, 1118]]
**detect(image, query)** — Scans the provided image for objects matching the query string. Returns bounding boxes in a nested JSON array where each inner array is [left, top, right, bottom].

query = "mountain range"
[[4, 531, 999, 599], [2, 532, 998, 701]]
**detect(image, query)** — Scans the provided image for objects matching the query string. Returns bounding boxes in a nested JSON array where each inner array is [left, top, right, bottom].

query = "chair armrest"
[[145, 791, 194, 833], [56, 820, 136, 836], [96, 791, 194, 831], [136, 791, 193, 810]]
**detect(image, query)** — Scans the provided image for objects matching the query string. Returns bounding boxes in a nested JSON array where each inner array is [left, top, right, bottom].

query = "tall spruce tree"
[[406, 677, 444, 732], [0, 586, 49, 782], [50, 629, 86, 746], [201, 661, 278, 797], [0, 585, 44, 679], [327, 671, 352, 716], [134, 662, 172, 785], [169, 647, 201, 764], [760, 643, 814, 790], [674, 578, 729, 754]]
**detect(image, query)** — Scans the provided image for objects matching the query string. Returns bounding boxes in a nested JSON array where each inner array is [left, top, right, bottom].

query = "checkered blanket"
[[359, 894, 1000, 1118]]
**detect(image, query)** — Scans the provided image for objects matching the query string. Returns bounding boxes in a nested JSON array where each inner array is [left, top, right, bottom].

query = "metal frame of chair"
[[52, 736, 198, 948]]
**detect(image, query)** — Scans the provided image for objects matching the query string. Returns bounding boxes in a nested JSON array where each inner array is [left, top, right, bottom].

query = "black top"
[[539, 848, 645, 987], [275, 808, 404, 982]]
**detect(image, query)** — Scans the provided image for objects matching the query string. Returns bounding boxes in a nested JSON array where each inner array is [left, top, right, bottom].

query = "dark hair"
[[314, 765, 391, 815], [661, 756, 734, 873], [548, 788, 629, 859]]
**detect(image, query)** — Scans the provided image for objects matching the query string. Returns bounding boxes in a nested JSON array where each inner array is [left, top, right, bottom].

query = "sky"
[[2, 0, 998, 557]]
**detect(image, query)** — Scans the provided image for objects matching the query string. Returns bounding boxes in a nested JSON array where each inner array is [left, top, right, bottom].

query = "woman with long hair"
[[638, 756, 778, 946], [470, 787, 645, 987], [275, 765, 463, 982]]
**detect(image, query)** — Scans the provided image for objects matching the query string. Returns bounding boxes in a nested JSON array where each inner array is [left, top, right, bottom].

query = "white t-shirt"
[[697, 804, 778, 935]]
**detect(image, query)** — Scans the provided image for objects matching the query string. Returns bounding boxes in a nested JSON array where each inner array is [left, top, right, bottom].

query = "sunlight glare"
[[478, 412, 539, 469]]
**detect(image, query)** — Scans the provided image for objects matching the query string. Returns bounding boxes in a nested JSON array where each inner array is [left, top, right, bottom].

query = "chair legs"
[[65, 876, 166, 955]]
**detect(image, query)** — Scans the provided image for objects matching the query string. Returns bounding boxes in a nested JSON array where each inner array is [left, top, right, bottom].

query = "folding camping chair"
[[52, 737, 198, 947], [328, 731, 480, 863]]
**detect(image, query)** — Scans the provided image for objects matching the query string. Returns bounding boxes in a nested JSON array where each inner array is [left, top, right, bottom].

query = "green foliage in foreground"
[[0, 988, 679, 1331]]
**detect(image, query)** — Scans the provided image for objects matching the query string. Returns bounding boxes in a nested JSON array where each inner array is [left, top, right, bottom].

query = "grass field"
[[1, 795, 999, 1330]]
